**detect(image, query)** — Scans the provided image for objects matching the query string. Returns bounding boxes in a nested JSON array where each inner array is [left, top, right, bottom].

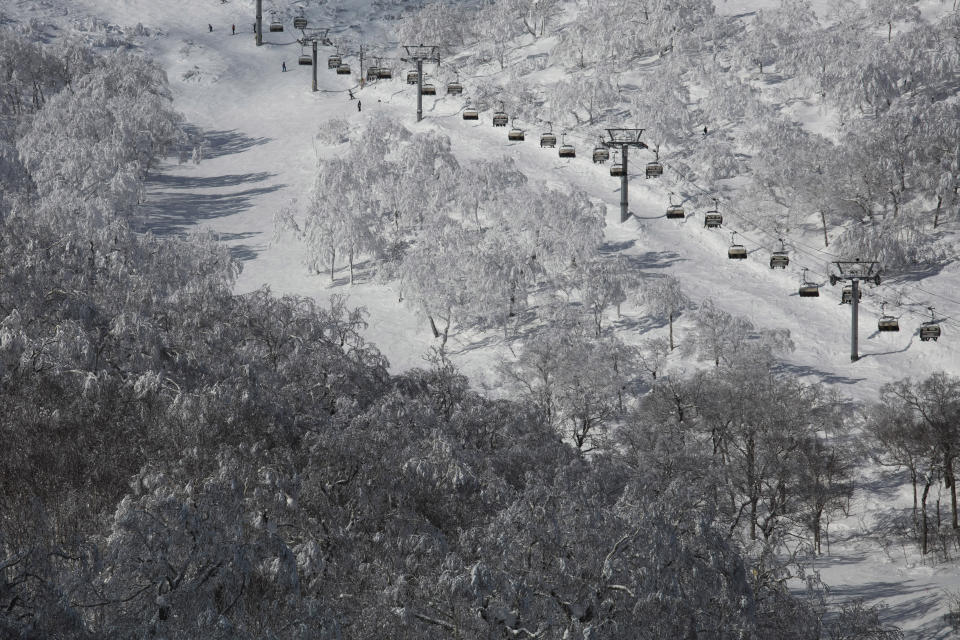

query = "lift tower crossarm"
[[402, 44, 440, 123], [603, 128, 648, 223]]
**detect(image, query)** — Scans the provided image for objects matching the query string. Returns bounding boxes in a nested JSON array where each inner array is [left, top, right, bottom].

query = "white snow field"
[[12, 0, 960, 635]]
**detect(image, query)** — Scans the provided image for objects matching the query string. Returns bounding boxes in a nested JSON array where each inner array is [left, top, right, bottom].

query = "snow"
[[11, 0, 960, 634]]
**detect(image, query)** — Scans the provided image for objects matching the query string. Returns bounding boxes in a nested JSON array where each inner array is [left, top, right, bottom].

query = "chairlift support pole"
[[604, 128, 647, 223], [402, 44, 440, 123], [312, 40, 318, 91], [255, 0, 262, 46], [830, 259, 881, 362]]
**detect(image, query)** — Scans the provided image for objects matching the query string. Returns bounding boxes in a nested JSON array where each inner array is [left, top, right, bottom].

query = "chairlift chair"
[[269, 18, 284, 32], [665, 193, 684, 219], [492, 102, 508, 127], [645, 147, 663, 178], [422, 82, 436, 95], [462, 103, 479, 120], [367, 66, 380, 81], [798, 269, 820, 297], [920, 308, 941, 341], [328, 55, 342, 69], [592, 140, 609, 164], [406, 70, 419, 84], [558, 133, 576, 158], [336, 63, 351, 75], [728, 232, 747, 259], [447, 74, 463, 95], [298, 46, 312, 65], [293, 17, 308, 29], [877, 302, 899, 332], [377, 67, 392, 79], [840, 285, 862, 305], [610, 150, 625, 177], [540, 122, 557, 148], [704, 198, 722, 228], [508, 118, 524, 141], [770, 238, 789, 269]]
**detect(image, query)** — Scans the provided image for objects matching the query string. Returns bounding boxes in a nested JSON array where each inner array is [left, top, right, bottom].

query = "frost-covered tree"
[[640, 275, 689, 350]]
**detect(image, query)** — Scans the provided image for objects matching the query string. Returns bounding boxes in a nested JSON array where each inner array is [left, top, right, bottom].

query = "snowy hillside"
[[4, 0, 960, 636]]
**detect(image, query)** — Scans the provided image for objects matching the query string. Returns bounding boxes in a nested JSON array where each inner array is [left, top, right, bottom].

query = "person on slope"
[[357, 100, 361, 112], [231, 24, 235, 35], [282, 61, 287, 72], [208, 24, 213, 32]]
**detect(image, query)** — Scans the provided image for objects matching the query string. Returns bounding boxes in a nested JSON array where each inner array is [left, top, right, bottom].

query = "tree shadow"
[[139, 180, 286, 235], [185, 127, 272, 159], [774, 361, 867, 386], [215, 231, 261, 262], [621, 251, 687, 270], [147, 171, 276, 190]]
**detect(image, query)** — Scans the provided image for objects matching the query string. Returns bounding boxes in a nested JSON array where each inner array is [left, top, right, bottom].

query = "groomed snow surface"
[[15, 0, 960, 635]]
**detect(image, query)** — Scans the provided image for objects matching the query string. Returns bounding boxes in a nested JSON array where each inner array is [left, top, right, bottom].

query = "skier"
[[231, 24, 235, 35], [703, 126, 708, 136], [253, 22, 256, 32], [357, 100, 361, 112], [208, 24, 213, 32], [348, 89, 354, 100], [282, 61, 287, 72]]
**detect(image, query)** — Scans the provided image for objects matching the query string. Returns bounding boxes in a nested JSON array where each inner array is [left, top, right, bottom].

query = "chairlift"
[[665, 193, 685, 219], [462, 103, 479, 120], [728, 232, 747, 259], [293, 17, 308, 30], [770, 238, 789, 269], [540, 121, 557, 148], [406, 69, 419, 84], [367, 66, 380, 81], [840, 285, 862, 305], [798, 269, 820, 297], [328, 55, 342, 69], [269, 12, 284, 32], [422, 82, 436, 95], [298, 45, 312, 65], [508, 118, 524, 141], [877, 302, 900, 332], [447, 74, 463, 95], [336, 63, 351, 75], [592, 139, 609, 164], [645, 147, 663, 178], [558, 133, 576, 158], [704, 198, 722, 228], [377, 67, 392, 79], [492, 102, 508, 127], [920, 307, 942, 342], [610, 150, 625, 177]]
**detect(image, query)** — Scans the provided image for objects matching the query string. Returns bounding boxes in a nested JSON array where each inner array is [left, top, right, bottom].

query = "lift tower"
[[830, 259, 881, 362], [603, 129, 648, 223], [402, 44, 440, 122]]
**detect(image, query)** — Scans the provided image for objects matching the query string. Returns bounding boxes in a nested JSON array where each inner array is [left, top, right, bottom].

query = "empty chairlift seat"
[[447, 80, 463, 95], [840, 286, 862, 304], [728, 233, 747, 259], [293, 17, 308, 29], [878, 315, 900, 332], [559, 141, 576, 158], [645, 161, 663, 178], [666, 204, 685, 219], [508, 119, 524, 141], [270, 21, 284, 32], [298, 48, 312, 65], [463, 106, 479, 120], [421, 83, 436, 95], [540, 131, 557, 148], [799, 283, 820, 297], [336, 63, 351, 75], [592, 145, 609, 164]]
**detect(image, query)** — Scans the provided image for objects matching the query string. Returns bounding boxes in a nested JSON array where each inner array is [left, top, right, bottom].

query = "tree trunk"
[[934, 195, 942, 229], [330, 248, 336, 282], [921, 479, 932, 555], [349, 248, 354, 285], [947, 453, 958, 528], [669, 312, 675, 351], [821, 211, 829, 247], [428, 315, 441, 339]]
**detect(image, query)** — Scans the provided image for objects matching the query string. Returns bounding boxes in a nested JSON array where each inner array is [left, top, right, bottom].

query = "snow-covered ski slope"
[[12, 0, 960, 634]]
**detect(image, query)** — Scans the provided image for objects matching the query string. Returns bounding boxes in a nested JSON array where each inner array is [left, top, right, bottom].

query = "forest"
[[2, 0, 960, 636]]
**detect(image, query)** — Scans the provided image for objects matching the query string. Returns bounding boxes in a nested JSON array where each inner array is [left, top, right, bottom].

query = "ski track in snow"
[[18, 0, 960, 635]]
